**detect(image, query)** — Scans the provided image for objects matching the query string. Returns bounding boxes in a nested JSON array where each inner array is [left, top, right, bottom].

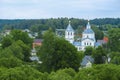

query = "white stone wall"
[[81, 39, 95, 47], [82, 33, 95, 39], [65, 31, 74, 44]]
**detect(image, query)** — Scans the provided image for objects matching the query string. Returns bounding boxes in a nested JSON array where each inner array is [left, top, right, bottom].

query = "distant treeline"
[[0, 18, 120, 31]]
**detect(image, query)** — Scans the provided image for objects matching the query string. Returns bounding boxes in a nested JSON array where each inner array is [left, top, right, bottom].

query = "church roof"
[[82, 38, 95, 41], [66, 21, 74, 32], [30, 56, 39, 61], [81, 56, 94, 66], [83, 21, 94, 34], [73, 41, 81, 46], [83, 29, 94, 34], [95, 42, 101, 47], [86, 21, 91, 29]]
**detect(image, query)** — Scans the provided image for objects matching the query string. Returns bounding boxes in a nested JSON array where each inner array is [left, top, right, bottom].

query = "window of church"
[[79, 47, 81, 50], [90, 43, 91, 45], [87, 43, 88, 45]]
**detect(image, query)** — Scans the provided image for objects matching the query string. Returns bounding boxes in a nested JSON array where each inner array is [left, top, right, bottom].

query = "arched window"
[[68, 32, 69, 35], [87, 35, 88, 38], [84, 42, 86, 45], [87, 43, 88, 45], [90, 43, 91, 45]]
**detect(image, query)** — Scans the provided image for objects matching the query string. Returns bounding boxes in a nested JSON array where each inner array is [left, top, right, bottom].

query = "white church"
[[65, 20, 97, 51]]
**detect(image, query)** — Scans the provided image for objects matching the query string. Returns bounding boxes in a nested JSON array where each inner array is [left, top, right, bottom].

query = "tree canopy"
[[39, 29, 81, 72], [108, 28, 120, 52]]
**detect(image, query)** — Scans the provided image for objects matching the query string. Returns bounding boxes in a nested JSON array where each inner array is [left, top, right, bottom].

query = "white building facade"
[[65, 21, 74, 44], [65, 21, 96, 51]]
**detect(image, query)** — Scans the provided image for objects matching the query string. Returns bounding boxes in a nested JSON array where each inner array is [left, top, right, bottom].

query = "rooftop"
[[73, 41, 81, 46], [83, 21, 94, 34], [66, 21, 74, 32], [33, 39, 43, 43], [82, 37, 95, 41], [83, 29, 94, 34], [81, 56, 94, 66]]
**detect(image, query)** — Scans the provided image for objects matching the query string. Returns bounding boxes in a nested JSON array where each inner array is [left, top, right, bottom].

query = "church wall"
[[81, 39, 94, 47], [82, 33, 95, 39], [65, 31, 74, 39], [65, 31, 74, 44]]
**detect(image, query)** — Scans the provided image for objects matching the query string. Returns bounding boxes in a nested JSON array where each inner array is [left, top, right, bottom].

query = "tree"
[[77, 51, 84, 63], [14, 40, 31, 62], [1, 30, 32, 62], [108, 28, 120, 52], [92, 46, 107, 64], [75, 64, 120, 80], [1, 35, 13, 48], [10, 30, 33, 45], [49, 68, 75, 80], [110, 52, 120, 65], [30, 24, 39, 32], [39, 29, 80, 72], [92, 25, 104, 40], [0, 47, 13, 58], [36, 31, 43, 38], [84, 46, 94, 55], [9, 42, 24, 60], [0, 57, 23, 68], [0, 66, 46, 80], [0, 46, 23, 68]]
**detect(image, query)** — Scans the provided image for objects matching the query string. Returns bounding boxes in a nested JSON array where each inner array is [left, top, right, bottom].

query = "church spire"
[[65, 20, 74, 44], [66, 20, 74, 31], [69, 20, 71, 24], [86, 20, 91, 29], [68, 20, 71, 28]]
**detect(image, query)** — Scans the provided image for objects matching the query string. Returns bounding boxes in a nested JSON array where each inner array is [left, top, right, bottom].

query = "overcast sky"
[[0, 0, 120, 19]]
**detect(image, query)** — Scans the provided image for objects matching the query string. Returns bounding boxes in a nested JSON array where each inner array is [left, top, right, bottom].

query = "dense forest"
[[0, 18, 120, 79], [0, 18, 120, 31]]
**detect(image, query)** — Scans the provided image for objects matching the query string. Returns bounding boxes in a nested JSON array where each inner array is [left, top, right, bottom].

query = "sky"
[[0, 0, 120, 19]]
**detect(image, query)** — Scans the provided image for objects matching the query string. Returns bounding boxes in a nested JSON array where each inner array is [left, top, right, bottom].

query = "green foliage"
[[0, 46, 23, 68], [10, 30, 33, 45], [110, 52, 120, 64], [84, 46, 94, 55], [99, 24, 113, 31], [36, 31, 43, 38], [0, 30, 32, 62], [92, 46, 107, 64], [0, 66, 47, 80], [14, 40, 31, 62], [0, 64, 120, 80], [9, 42, 24, 60], [77, 51, 84, 63], [0, 40, 31, 62], [0, 47, 13, 58], [92, 26, 104, 40], [39, 29, 80, 72], [75, 64, 120, 80], [30, 24, 39, 32], [90, 18, 120, 25], [1, 35, 13, 48], [49, 68, 76, 80], [1, 18, 120, 31], [108, 28, 120, 52], [0, 57, 22, 68]]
